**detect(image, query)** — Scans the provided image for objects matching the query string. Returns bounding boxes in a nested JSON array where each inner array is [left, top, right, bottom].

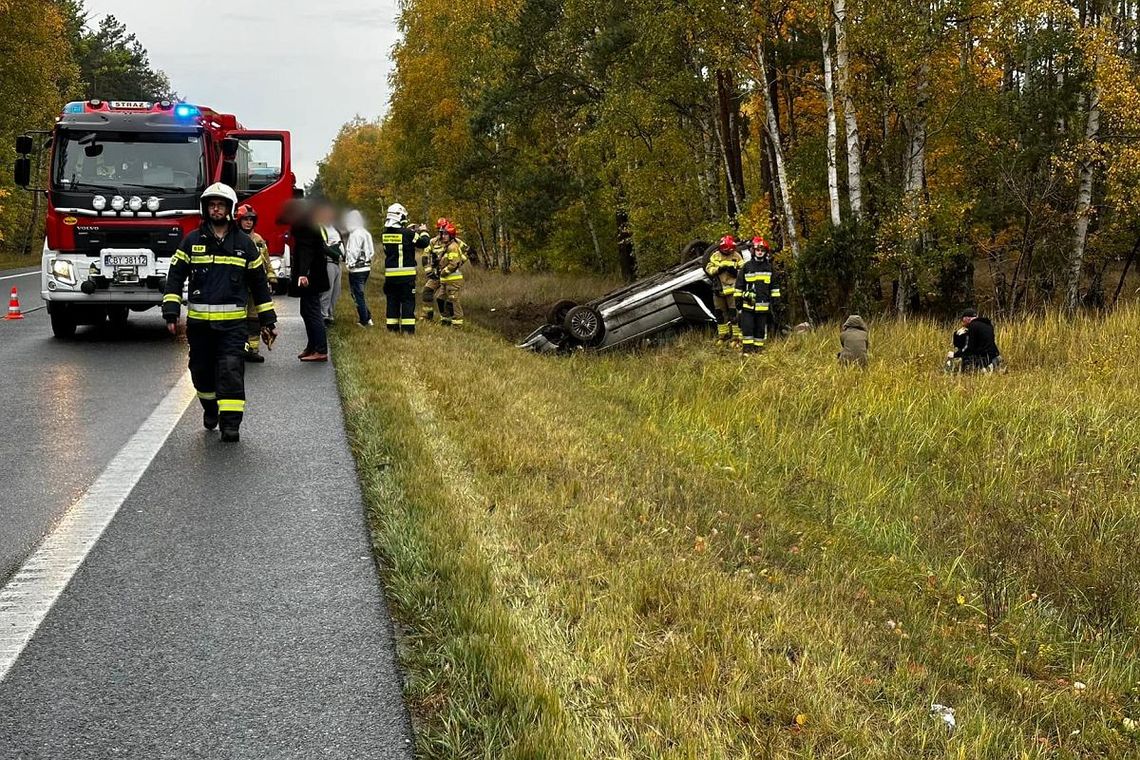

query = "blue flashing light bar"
[[62, 102, 84, 114], [174, 104, 200, 119]]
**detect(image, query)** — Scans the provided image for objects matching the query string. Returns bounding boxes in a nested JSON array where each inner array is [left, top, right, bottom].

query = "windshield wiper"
[[58, 180, 118, 192], [119, 182, 196, 193]]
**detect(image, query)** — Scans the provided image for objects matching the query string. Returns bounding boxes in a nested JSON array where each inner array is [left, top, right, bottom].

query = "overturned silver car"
[[519, 241, 719, 353]]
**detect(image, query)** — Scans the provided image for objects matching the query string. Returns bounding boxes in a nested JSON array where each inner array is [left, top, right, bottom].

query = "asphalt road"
[[0, 269, 413, 758]]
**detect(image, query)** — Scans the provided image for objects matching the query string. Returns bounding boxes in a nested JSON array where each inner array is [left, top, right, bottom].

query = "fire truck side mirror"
[[14, 157, 31, 188], [15, 135, 33, 155], [222, 137, 239, 160], [221, 161, 237, 189]]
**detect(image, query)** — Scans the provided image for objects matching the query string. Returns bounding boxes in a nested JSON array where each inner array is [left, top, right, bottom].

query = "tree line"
[[319, 0, 1140, 318], [0, 0, 173, 255]]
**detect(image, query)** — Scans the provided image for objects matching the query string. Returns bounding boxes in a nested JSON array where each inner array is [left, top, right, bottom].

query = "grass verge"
[[333, 271, 1140, 758]]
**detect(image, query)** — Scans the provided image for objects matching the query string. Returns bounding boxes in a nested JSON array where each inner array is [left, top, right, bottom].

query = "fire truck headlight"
[[146, 196, 161, 212], [111, 196, 126, 211], [92, 195, 107, 211], [128, 196, 143, 212], [51, 259, 76, 286]]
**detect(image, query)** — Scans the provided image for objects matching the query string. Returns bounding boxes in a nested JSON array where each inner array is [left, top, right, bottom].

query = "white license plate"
[[105, 254, 148, 267]]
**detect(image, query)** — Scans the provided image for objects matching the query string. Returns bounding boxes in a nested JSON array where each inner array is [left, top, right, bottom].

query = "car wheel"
[[564, 305, 604, 345], [547, 299, 578, 326], [50, 305, 77, 339]]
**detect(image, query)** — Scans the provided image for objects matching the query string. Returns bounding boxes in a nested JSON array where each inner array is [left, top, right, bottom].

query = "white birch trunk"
[[757, 41, 800, 260], [1067, 83, 1101, 311], [822, 25, 842, 227], [833, 0, 864, 221]]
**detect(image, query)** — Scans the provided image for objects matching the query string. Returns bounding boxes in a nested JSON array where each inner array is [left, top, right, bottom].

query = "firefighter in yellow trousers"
[[705, 235, 744, 344], [236, 204, 277, 363], [438, 221, 468, 326]]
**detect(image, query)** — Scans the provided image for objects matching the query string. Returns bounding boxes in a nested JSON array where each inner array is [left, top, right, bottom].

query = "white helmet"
[[200, 182, 238, 219], [385, 202, 408, 226]]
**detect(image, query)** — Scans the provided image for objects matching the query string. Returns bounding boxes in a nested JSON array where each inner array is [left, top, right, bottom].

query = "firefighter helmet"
[[386, 203, 408, 226], [752, 236, 771, 254], [444, 222, 457, 237], [235, 204, 258, 224], [718, 235, 736, 252], [200, 182, 238, 219], [436, 217, 450, 231]]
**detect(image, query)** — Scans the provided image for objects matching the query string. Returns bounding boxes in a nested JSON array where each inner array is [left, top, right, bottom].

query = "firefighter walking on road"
[[736, 237, 780, 354], [705, 235, 744, 344], [421, 218, 449, 321], [438, 222, 468, 327], [164, 183, 277, 442], [235, 203, 276, 363], [382, 203, 429, 333]]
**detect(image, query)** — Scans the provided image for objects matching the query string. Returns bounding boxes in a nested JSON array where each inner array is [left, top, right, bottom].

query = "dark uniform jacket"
[[381, 226, 430, 279], [953, 316, 1000, 369], [735, 256, 780, 313], [289, 222, 331, 296], [163, 224, 276, 329]]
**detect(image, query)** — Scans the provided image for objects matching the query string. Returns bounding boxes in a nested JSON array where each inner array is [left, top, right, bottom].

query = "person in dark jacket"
[[948, 308, 1001, 372], [380, 202, 430, 333], [838, 314, 869, 367], [281, 199, 331, 362], [164, 183, 277, 442]]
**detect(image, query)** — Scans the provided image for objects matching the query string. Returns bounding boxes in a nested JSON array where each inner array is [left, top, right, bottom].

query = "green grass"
[[332, 271, 1140, 758], [0, 250, 37, 272]]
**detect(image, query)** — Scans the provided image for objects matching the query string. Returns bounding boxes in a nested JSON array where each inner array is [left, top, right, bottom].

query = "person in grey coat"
[[838, 314, 869, 367]]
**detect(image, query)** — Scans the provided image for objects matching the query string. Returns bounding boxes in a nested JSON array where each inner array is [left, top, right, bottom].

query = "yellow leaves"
[[956, 594, 966, 605], [794, 713, 808, 727]]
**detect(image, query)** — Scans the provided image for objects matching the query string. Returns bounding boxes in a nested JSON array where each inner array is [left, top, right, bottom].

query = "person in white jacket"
[[343, 209, 376, 326]]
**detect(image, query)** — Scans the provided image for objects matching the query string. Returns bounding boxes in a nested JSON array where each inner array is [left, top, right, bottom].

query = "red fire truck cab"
[[14, 99, 297, 338]]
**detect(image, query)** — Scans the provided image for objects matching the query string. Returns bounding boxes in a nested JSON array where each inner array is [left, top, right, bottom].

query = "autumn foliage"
[[321, 0, 1140, 317]]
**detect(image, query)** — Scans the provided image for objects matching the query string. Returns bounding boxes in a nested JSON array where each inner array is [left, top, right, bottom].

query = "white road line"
[[0, 371, 196, 682], [0, 270, 37, 282]]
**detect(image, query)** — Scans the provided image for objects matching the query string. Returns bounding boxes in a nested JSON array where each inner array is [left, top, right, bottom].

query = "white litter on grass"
[[930, 704, 956, 735]]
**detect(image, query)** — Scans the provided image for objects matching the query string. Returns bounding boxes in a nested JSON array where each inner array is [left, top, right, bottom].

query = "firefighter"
[[735, 237, 780, 354], [420, 218, 449, 321], [705, 235, 744, 344], [381, 203, 429, 333], [235, 203, 277, 363], [164, 183, 277, 443], [438, 222, 469, 327]]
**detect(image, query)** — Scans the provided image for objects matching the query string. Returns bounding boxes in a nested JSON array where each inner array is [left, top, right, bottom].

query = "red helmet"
[[444, 222, 458, 237], [718, 235, 736, 252], [752, 236, 770, 251], [436, 217, 450, 231], [235, 204, 258, 223]]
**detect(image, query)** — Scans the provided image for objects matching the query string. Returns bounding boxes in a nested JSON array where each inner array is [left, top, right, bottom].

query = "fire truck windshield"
[[54, 131, 206, 195]]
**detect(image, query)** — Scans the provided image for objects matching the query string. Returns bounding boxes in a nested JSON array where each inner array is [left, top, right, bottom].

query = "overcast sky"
[[83, 0, 399, 185]]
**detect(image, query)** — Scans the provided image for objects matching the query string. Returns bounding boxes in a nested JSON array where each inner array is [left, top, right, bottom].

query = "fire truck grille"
[[72, 225, 185, 257]]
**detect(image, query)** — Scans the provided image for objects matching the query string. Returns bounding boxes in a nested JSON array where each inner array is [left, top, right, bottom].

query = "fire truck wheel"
[[107, 306, 129, 326], [49, 305, 77, 339]]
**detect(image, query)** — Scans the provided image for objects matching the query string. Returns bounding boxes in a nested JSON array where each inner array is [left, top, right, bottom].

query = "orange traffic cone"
[[5, 287, 24, 320]]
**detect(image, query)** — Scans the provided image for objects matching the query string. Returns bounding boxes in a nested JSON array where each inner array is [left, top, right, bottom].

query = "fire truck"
[[13, 99, 298, 338]]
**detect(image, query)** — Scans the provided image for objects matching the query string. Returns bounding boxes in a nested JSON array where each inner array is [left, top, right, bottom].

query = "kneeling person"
[[164, 184, 277, 442]]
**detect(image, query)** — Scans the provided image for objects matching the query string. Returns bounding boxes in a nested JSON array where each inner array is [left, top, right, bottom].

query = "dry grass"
[[0, 250, 37, 272], [333, 272, 1140, 758]]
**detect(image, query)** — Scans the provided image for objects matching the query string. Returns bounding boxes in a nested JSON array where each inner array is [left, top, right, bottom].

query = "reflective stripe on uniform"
[[190, 255, 246, 267], [172, 250, 191, 265], [196, 391, 217, 400], [399, 318, 416, 326], [248, 255, 264, 269], [452, 319, 464, 325], [255, 301, 275, 313], [163, 294, 182, 304], [770, 289, 781, 298], [440, 273, 464, 282], [187, 302, 247, 321], [386, 318, 399, 325], [744, 273, 772, 282], [385, 266, 417, 277], [755, 303, 770, 312], [217, 399, 245, 413]]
